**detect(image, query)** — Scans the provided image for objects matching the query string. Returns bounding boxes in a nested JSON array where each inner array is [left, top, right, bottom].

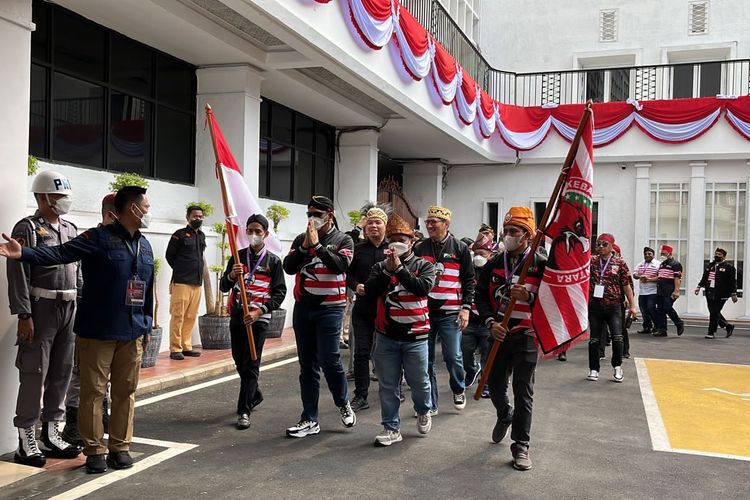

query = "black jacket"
[[347, 238, 388, 315], [698, 260, 737, 300], [165, 226, 206, 285], [220, 247, 286, 323]]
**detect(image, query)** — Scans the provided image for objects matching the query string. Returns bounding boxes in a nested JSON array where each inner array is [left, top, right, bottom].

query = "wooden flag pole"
[[205, 103, 257, 361], [473, 102, 593, 401]]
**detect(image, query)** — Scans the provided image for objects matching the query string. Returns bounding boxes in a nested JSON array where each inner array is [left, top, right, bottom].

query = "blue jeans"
[[372, 333, 432, 431], [461, 323, 490, 382], [638, 294, 657, 331], [293, 302, 349, 422], [428, 314, 465, 411]]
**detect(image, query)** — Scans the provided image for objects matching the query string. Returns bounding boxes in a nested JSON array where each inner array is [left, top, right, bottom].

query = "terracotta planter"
[[198, 315, 231, 349], [141, 327, 163, 368]]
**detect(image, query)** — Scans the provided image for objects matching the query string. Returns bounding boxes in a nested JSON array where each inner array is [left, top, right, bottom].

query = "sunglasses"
[[596, 241, 610, 247], [306, 211, 326, 218], [424, 219, 444, 226]]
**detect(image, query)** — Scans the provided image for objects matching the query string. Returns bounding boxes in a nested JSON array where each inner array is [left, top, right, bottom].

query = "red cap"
[[102, 193, 116, 206], [598, 233, 615, 244], [612, 244, 621, 254], [661, 244, 674, 254]]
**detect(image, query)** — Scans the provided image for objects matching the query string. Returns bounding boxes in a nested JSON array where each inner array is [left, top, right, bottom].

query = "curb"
[[135, 344, 298, 397]]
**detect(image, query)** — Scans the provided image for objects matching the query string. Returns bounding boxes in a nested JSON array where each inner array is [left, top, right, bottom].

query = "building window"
[[258, 99, 335, 203], [650, 183, 689, 289], [29, 0, 196, 184], [483, 200, 503, 238], [705, 182, 745, 293], [672, 62, 722, 99]]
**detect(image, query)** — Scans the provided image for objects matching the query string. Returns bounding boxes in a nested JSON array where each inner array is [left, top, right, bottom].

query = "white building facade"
[[0, 0, 748, 452]]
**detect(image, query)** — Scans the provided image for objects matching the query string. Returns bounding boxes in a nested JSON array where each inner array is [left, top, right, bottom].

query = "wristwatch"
[[18, 313, 31, 320]]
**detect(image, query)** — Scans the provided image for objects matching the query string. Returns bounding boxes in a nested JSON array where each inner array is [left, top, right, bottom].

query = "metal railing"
[[398, 0, 750, 105]]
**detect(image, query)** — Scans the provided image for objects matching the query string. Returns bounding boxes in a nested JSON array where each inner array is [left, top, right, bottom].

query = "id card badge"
[[709, 279, 715, 288], [126, 279, 147, 306], [593, 284, 605, 298]]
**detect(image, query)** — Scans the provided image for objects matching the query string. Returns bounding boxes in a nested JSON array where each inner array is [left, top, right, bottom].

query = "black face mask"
[[190, 219, 203, 230], [714, 256, 723, 262]]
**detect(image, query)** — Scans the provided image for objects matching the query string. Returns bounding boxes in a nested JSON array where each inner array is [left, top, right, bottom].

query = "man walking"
[[166, 205, 206, 359], [414, 206, 474, 414], [694, 247, 737, 339], [1, 186, 155, 474], [633, 247, 660, 335], [6, 170, 82, 466], [282, 196, 356, 437], [653, 245, 685, 337]]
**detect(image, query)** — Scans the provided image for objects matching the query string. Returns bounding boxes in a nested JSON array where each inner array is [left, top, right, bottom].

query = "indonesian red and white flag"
[[532, 110, 594, 356], [206, 107, 283, 255]]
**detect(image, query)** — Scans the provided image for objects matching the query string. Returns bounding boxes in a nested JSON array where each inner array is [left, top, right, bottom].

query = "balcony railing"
[[399, 0, 750, 105]]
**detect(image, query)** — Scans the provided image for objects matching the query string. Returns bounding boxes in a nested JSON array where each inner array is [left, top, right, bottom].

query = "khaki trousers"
[[76, 336, 142, 456], [169, 283, 201, 352]]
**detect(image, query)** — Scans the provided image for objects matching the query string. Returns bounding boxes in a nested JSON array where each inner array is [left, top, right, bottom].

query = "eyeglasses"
[[596, 242, 610, 247], [424, 219, 444, 226], [306, 211, 326, 218]]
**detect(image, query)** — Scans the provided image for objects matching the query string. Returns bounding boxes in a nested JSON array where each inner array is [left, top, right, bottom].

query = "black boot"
[[102, 398, 110, 434], [61, 406, 84, 447], [40, 421, 81, 459]]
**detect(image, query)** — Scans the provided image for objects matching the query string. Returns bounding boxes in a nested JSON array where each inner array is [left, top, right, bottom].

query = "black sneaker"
[[350, 396, 369, 411], [61, 406, 84, 447], [653, 331, 668, 337], [86, 454, 107, 474], [557, 352, 567, 361], [339, 402, 357, 427], [676, 322, 685, 336], [170, 352, 184, 360], [250, 394, 264, 410], [453, 392, 467, 410], [107, 451, 134, 470], [705, 333, 715, 339], [726, 324, 735, 338], [623, 352, 631, 359], [512, 447, 533, 471], [286, 420, 320, 438], [182, 350, 202, 357], [481, 386, 491, 398], [491, 418, 511, 444], [636, 328, 652, 334]]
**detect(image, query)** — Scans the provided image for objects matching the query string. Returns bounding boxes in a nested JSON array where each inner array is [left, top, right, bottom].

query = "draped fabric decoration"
[[322, 1, 750, 150]]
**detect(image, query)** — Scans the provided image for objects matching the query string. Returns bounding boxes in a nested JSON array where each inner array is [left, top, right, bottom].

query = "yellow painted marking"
[[644, 358, 750, 459]]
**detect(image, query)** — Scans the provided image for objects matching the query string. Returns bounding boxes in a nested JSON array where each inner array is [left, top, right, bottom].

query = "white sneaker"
[[453, 392, 467, 410], [586, 370, 599, 381], [613, 366, 624, 383], [416, 413, 432, 435], [286, 420, 320, 438], [374, 428, 403, 446], [339, 402, 356, 428], [413, 408, 438, 418]]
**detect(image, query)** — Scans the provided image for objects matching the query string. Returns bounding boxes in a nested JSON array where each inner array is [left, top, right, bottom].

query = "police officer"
[[166, 205, 206, 360], [7, 170, 82, 466], [1, 185, 155, 474]]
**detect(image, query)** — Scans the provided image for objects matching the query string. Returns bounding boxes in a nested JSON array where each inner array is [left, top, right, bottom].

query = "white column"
[[402, 162, 445, 228], [742, 162, 750, 319], [685, 161, 707, 317], [333, 129, 379, 216], [632, 162, 651, 266], [0, 0, 33, 454]]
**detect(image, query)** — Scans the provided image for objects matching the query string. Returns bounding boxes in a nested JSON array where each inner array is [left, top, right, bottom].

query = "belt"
[[30, 287, 77, 301]]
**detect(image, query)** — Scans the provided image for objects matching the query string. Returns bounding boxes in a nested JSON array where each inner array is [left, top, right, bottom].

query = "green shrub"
[[109, 172, 149, 192], [266, 204, 290, 232], [186, 201, 214, 217], [28, 155, 39, 176]]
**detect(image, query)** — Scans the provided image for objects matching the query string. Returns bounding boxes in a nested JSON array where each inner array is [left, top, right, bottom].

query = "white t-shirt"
[[634, 259, 661, 296]]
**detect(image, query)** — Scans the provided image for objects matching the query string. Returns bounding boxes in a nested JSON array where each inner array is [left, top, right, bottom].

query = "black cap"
[[246, 214, 269, 231], [643, 246, 655, 253], [308, 195, 334, 212]]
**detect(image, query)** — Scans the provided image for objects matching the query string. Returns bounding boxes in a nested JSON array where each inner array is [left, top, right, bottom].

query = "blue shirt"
[[20, 220, 154, 341]]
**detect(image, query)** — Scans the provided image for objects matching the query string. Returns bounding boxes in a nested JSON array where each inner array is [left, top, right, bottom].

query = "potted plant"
[[28, 155, 39, 176], [266, 203, 290, 233], [141, 258, 163, 368], [198, 222, 232, 349], [265, 204, 290, 338], [109, 171, 149, 191]]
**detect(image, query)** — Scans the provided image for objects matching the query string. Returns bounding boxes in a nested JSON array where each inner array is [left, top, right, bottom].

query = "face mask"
[[661, 253, 669, 259], [49, 195, 72, 216], [388, 242, 409, 256], [133, 204, 152, 229], [248, 234, 264, 247], [714, 256, 723, 262], [473, 254, 488, 267], [310, 216, 325, 230], [503, 234, 525, 252], [190, 219, 203, 230]]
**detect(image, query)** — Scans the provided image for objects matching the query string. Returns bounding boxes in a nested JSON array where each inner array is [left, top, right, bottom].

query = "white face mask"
[[388, 241, 409, 256], [503, 234, 525, 252], [48, 195, 72, 216], [133, 204, 152, 229], [248, 234, 264, 247], [310, 216, 325, 230], [473, 254, 488, 267]]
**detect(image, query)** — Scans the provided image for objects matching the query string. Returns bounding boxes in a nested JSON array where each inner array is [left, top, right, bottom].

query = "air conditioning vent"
[[689, 1, 709, 35], [599, 9, 618, 42]]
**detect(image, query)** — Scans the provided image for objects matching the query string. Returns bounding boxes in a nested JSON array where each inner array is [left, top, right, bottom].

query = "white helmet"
[[31, 170, 72, 195]]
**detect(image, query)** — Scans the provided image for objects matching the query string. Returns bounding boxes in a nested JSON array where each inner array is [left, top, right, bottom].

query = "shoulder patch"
[[14, 236, 27, 247]]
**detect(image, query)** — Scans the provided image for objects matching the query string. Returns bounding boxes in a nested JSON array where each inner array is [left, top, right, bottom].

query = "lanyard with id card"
[[593, 255, 613, 299], [124, 239, 146, 306]]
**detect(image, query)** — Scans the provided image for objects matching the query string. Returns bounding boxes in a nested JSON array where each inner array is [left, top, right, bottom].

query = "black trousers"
[[487, 334, 538, 449], [230, 317, 267, 415], [705, 297, 730, 334], [589, 304, 623, 371], [351, 312, 376, 399]]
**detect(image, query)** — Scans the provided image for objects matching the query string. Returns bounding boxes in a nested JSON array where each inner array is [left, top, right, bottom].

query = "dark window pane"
[[610, 69, 630, 102], [111, 35, 153, 97], [314, 156, 333, 199], [269, 142, 292, 201], [487, 202, 498, 238], [109, 94, 151, 176], [31, 1, 49, 62], [294, 151, 314, 203], [296, 116, 314, 152], [699, 62, 721, 97], [53, 9, 106, 81], [673, 64, 694, 98], [271, 105, 292, 144], [316, 126, 332, 157], [260, 99, 269, 138], [29, 64, 48, 157], [585, 71, 605, 102], [259, 138, 269, 197], [51, 72, 104, 168], [157, 55, 193, 110], [155, 107, 192, 183]]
